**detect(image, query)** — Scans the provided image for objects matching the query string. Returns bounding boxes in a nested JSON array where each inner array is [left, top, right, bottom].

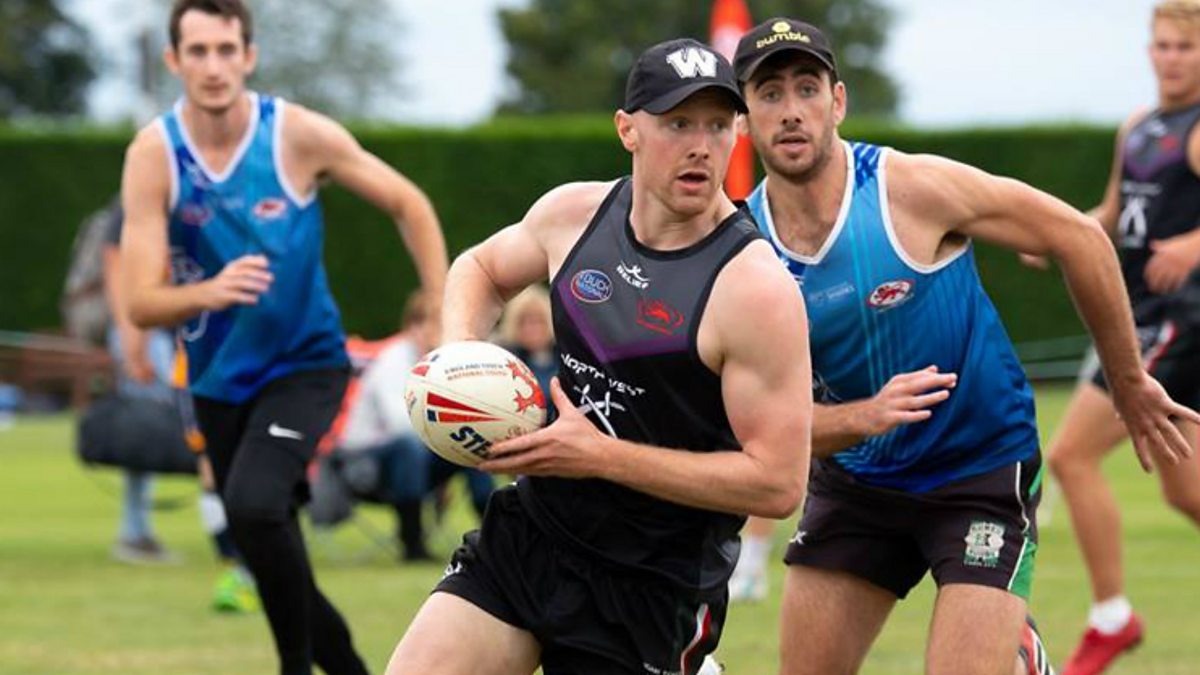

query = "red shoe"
[[1061, 614, 1144, 675]]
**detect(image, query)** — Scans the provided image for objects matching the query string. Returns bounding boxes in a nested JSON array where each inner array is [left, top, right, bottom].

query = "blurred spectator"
[[99, 198, 176, 564], [333, 291, 492, 561], [498, 285, 557, 418]]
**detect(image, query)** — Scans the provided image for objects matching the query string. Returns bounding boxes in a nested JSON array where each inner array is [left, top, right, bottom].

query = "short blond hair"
[[499, 286, 552, 345], [1155, 0, 1200, 28]]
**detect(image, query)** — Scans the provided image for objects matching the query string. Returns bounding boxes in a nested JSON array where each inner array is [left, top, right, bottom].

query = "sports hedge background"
[[0, 119, 1114, 341]]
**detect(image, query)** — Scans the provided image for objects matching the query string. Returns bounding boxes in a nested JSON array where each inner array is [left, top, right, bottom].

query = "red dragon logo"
[[867, 280, 914, 310], [507, 360, 546, 413], [636, 299, 685, 335]]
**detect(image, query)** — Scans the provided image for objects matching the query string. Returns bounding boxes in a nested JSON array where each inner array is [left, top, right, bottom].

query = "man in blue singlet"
[[385, 38, 812, 675], [734, 17, 1200, 675], [118, 1, 448, 673]]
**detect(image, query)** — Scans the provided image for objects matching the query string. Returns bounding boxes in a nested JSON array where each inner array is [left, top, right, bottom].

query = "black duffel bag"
[[76, 394, 197, 475]]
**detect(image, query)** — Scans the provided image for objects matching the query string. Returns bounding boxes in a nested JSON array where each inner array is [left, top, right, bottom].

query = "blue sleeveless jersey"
[[746, 142, 1038, 492], [158, 93, 347, 403]]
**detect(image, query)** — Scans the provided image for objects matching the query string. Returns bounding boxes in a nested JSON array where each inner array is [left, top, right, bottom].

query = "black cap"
[[733, 18, 838, 83], [623, 38, 747, 114]]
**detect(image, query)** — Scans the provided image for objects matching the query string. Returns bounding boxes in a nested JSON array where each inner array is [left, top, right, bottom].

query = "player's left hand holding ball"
[[482, 377, 606, 479]]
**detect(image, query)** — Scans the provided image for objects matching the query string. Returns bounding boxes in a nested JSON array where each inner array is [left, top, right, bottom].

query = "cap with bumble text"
[[733, 18, 838, 83], [623, 38, 748, 114]]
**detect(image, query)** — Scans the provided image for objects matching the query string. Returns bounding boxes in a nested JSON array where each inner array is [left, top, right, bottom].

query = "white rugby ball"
[[405, 341, 548, 467]]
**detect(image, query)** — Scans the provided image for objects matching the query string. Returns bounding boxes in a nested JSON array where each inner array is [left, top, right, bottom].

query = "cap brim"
[[641, 82, 748, 115], [738, 47, 837, 83]]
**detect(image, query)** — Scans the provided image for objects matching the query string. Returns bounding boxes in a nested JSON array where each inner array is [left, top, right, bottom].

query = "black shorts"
[[785, 455, 1042, 600], [193, 368, 348, 521], [1085, 318, 1200, 409], [435, 486, 725, 675]]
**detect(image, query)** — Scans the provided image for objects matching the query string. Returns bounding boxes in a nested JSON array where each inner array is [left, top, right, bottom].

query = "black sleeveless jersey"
[[1118, 102, 1200, 322], [516, 178, 762, 592]]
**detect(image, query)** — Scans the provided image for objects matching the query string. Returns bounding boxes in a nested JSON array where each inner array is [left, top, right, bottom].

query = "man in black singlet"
[[1038, 2, 1200, 673], [384, 38, 814, 675]]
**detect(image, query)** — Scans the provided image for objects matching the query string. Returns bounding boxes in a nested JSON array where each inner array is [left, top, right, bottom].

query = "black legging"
[[196, 370, 367, 675]]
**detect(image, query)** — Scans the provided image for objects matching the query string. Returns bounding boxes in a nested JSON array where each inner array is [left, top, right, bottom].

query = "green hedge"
[[0, 119, 1114, 341]]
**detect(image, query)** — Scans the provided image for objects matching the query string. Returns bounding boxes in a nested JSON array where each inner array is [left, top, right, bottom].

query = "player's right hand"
[[864, 366, 958, 436], [1111, 372, 1200, 472], [201, 255, 273, 311]]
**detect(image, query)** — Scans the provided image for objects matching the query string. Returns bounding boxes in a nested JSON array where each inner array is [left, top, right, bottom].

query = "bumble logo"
[[757, 22, 812, 49], [665, 47, 718, 79]]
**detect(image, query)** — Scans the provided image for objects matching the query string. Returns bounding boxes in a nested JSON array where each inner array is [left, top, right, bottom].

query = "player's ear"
[[244, 42, 258, 76], [832, 80, 848, 126], [614, 110, 638, 152], [735, 113, 748, 137], [163, 45, 180, 76]]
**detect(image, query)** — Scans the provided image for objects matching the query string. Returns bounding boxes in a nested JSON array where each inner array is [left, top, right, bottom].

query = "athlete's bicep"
[[465, 220, 551, 299], [906, 154, 1102, 257], [715, 248, 812, 486], [119, 131, 172, 301]]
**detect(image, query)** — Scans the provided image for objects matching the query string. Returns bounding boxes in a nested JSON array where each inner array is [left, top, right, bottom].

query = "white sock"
[[1088, 596, 1133, 635], [740, 535, 771, 574], [198, 491, 228, 534]]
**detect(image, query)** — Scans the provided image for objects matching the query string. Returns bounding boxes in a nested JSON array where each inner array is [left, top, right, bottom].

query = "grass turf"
[[1, 383, 1197, 673]]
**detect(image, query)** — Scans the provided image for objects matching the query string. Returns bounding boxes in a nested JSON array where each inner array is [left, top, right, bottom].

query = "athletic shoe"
[[1061, 613, 1144, 675], [212, 567, 259, 613], [697, 654, 724, 675], [1019, 615, 1055, 675], [111, 537, 177, 565], [727, 564, 767, 603]]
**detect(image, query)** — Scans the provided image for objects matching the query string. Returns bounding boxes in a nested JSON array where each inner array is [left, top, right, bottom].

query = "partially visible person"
[[734, 16, 1197, 675], [119, 1, 446, 671], [1036, 3, 1200, 673], [99, 197, 176, 564], [727, 514, 774, 602], [497, 285, 557, 418], [335, 291, 493, 561]]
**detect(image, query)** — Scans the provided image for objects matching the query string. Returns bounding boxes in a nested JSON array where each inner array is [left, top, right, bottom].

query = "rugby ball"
[[405, 341, 548, 467]]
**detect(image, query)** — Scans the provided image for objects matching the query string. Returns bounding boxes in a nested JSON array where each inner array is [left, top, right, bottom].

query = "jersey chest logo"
[[571, 269, 613, 304], [867, 279, 914, 310]]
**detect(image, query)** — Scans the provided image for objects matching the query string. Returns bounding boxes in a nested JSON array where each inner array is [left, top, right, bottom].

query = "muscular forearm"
[[600, 438, 806, 518], [395, 194, 448, 298], [812, 402, 872, 458], [128, 283, 212, 329], [1055, 224, 1143, 388], [441, 250, 508, 342]]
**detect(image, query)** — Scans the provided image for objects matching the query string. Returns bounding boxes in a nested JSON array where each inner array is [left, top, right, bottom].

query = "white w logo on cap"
[[665, 47, 718, 79]]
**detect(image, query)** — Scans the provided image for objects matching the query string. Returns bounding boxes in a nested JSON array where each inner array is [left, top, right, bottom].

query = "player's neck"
[[180, 92, 254, 150], [1159, 86, 1200, 113], [629, 192, 736, 251], [765, 140, 848, 255]]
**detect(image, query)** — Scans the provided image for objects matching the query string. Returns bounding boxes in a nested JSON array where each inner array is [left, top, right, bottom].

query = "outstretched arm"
[[895, 152, 1200, 470], [291, 106, 449, 313]]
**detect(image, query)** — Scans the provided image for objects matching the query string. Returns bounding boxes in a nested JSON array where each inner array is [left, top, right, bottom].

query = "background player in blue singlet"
[[1030, 2, 1200, 673], [118, 1, 448, 673], [385, 38, 812, 675], [734, 17, 1200, 675]]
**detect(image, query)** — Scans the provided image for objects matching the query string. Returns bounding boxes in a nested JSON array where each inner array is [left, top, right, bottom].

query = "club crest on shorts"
[[963, 520, 1005, 568]]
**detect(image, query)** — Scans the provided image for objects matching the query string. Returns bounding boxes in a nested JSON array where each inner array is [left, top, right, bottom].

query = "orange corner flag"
[[711, 0, 754, 200]]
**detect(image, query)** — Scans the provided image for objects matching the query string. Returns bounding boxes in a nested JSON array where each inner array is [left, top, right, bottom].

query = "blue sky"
[[73, 0, 1161, 127]]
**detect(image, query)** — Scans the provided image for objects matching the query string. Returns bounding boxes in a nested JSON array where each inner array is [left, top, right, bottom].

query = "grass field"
[[1, 383, 1197, 674]]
